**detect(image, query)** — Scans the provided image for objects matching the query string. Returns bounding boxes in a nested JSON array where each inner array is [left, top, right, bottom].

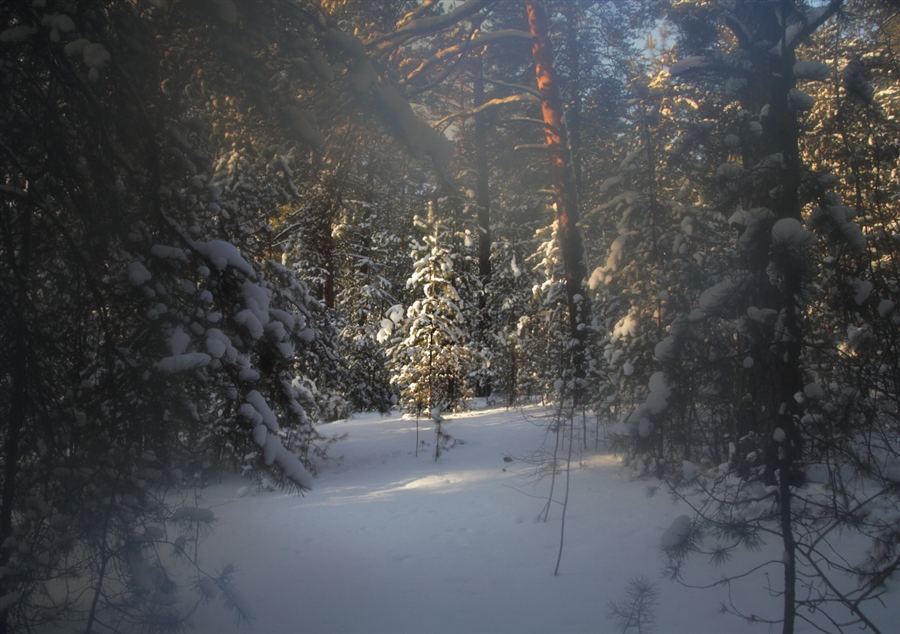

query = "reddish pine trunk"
[[526, 1, 590, 399]]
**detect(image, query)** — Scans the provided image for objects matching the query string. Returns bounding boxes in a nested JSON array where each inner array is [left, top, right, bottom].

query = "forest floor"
[[186, 404, 899, 634]]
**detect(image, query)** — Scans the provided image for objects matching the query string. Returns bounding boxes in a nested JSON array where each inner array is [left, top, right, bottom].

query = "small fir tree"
[[386, 204, 479, 417]]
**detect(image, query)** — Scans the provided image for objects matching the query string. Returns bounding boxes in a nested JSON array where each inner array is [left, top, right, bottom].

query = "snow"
[[612, 312, 638, 340], [803, 382, 825, 400], [794, 60, 830, 81], [272, 439, 314, 489], [251, 424, 267, 447], [603, 233, 633, 274], [771, 217, 816, 247], [699, 274, 750, 315], [41, 13, 75, 33], [270, 308, 296, 331], [234, 309, 264, 339], [0, 25, 37, 43], [205, 329, 235, 361], [82, 42, 110, 70], [669, 56, 710, 76], [171, 406, 900, 634], [716, 162, 744, 180], [654, 335, 676, 363], [169, 326, 190, 355], [808, 194, 867, 251], [127, 261, 151, 285], [263, 434, 280, 465], [789, 88, 815, 111], [205, 337, 227, 359], [510, 255, 522, 278], [660, 515, 692, 550], [645, 372, 671, 413], [192, 239, 254, 275], [156, 352, 211, 374], [172, 507, 216, 523], [150, 244, 188, 261], [850, 278, 874, 306], [241, 281, 271, 327], [244, 390, 279, 432]]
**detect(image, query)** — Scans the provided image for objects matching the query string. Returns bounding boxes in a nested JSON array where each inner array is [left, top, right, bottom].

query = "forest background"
[[4, 1, 900, 633]]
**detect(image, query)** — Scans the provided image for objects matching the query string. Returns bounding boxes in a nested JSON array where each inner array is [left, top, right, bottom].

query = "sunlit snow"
[[174, 405, 899, 633]]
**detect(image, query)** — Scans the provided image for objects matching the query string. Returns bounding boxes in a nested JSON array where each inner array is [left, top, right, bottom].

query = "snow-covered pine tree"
[[650, 2, 900, 632], [486, 204, 545, 406], [386, 202, 480, 420], [518, 218, 580, 404], [587, 34, 736, 469], [331, 158, 416, 414], [0, 2, 350, 630]]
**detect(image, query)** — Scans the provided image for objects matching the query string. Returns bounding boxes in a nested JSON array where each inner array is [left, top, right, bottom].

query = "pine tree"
[[643, 2, 900, 632], [386, 203, 480, 419], [0, 2, 348, 630]]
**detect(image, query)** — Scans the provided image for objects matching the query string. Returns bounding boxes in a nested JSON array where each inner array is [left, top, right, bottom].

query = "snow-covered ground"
[[188, 405, 899, 633]]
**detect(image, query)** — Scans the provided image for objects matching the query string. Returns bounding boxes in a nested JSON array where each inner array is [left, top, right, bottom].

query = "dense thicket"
[[3, 1, 900, 632]]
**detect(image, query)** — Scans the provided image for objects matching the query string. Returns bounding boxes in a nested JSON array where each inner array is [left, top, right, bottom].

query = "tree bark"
[[728, 4, 818, 630], [473, 55, 492, 298], [1, 206, 31, 634], [562, 3, 583, 196], [526, 0, 590, 401], [473, 54, 494, 397]]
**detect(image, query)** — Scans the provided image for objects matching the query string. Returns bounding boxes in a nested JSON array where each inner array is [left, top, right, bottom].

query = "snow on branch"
[[319, 24, 454, 177], [397, 0, 440, 27], [668, 56, 713, 77], [777, 1, 843, 53], [507, 116, 558, 131], [514, 143, 551, 151], [373, 83, 453, 171], [470, 75, 543, 101], [366, 0, 493, 50], [434, 94, 539, 127], [404, 30, 533, 85]]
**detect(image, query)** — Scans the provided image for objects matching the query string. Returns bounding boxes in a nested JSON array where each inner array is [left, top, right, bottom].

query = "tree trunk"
[[473, 55, 492, 299], [321, 204, 335, 310], [473, 55, 493, 398], [1, 207, 31, 634], [562, 3, 583, 196], [732, 5, 808, 631], [526, 0, 590, 402]]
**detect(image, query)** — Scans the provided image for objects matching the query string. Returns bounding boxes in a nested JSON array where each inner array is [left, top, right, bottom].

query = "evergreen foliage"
[[5, 0, 900, 631], [386, 204, 480, 416]]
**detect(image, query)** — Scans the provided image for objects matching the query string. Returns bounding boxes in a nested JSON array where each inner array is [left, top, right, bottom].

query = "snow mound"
[[157, 353, 211, 374], [661, 515, 693, 550], [794, 61, 830, 81], [771, 217, 816, 247]]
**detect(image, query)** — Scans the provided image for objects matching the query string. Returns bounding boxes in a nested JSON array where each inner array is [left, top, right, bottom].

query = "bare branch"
[[366, 0, 494, 51], [471, 75, 544, 100], [433, 94, 540, 127], [514, 143, 551, 151], [404, 30, 534, 85]]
